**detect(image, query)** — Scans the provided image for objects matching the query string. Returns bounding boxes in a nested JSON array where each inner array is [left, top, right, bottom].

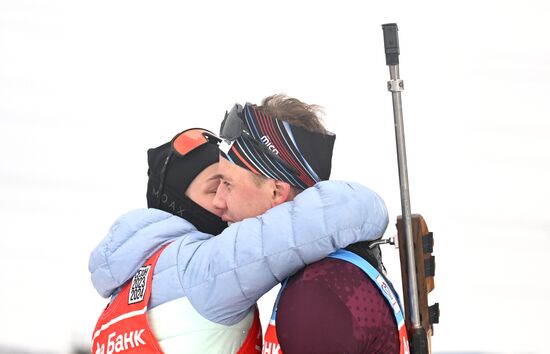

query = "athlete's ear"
[[271, 180, 292, 206]]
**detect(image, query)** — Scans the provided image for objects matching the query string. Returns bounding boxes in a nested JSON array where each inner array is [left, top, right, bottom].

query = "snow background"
[[1, 1, 549, 353]]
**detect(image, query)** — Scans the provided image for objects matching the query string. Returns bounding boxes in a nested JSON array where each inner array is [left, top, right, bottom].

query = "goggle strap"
[[156, 154, 172, 208]]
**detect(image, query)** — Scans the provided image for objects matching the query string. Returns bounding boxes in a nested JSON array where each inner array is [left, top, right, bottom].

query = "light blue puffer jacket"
[[89, 180, 388, 326]]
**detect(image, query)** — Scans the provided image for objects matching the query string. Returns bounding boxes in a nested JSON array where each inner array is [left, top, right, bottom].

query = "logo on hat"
[[260, 135, 279, 155], [151, 187, 186, 217]]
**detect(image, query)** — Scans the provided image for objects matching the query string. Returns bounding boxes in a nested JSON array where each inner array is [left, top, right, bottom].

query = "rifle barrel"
[[382, 22, 422, 331]]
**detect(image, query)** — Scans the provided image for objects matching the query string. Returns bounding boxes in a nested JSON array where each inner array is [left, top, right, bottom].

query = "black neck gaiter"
[[152, 183, 227, 235]]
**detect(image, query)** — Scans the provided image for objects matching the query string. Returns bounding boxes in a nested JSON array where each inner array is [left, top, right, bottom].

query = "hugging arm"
[[179, 180, 389, 324], [89, 180, 388, 325]]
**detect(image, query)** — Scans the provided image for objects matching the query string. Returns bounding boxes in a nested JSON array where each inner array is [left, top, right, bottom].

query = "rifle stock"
[[397, 215, 439, 353]]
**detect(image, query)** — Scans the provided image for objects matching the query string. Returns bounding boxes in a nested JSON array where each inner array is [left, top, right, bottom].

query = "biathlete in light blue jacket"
[[89, 127, 389, 354]]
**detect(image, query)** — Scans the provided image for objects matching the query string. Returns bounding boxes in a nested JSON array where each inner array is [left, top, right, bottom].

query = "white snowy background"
[[1, 1, 549, 353]]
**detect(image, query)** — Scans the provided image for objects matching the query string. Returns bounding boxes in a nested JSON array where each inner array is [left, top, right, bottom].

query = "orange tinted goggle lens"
[[172, 129, 212, 156]]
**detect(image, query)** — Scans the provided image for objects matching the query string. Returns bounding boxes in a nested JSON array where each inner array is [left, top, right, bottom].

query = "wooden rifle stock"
[[397, 215, 439, 353]]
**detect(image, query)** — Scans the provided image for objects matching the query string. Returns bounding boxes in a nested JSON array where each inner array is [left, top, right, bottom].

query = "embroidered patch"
[[128, 265, 151, 304]]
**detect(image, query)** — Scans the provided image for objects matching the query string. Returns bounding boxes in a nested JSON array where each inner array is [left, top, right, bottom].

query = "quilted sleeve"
[[88, 208, 196, 298], [178, 180, 389, 325]]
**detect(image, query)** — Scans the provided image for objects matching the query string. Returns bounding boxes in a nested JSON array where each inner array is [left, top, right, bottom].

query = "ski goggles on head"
[[219, 104, 299, 175], [155, 128, 220, 208], [171, 128, 220, 157]]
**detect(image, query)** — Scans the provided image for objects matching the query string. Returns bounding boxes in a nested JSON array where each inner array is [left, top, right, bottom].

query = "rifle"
[[381, 23, 440, 354]]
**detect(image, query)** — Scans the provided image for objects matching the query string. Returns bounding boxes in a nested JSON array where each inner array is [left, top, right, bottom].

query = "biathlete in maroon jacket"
[[263, 249, 409, 354]]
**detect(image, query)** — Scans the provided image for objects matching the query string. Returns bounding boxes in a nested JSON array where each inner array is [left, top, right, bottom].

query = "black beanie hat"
[[146, 131, 227, 235]]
